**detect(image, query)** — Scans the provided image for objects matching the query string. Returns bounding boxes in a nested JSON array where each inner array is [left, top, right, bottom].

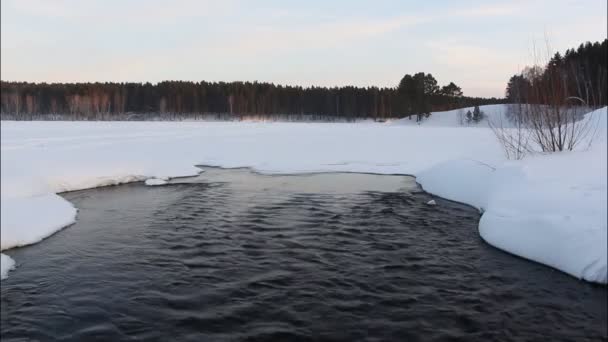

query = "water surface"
[[1, 168, 606, 341]]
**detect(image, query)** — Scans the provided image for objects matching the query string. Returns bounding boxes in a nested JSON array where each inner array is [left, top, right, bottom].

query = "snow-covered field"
[[1, 104, 606, 283]]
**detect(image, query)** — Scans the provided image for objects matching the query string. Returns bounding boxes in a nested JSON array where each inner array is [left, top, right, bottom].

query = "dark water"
[[1, 168, 606, 341]]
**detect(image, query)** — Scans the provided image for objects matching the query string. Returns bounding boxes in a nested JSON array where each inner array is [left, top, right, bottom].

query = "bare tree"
[[493, 39, 602, 159]]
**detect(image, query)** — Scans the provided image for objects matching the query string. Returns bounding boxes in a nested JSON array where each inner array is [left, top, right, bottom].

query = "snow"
[[1, 193, 77, 250], [1, 105, 606, 284], [391, 104, 511, 128], [145, 178, 168, 186], [415, 107, 607, 283], [417, 159, 494, 210], [426, 200, 437, 206], [480, 133, 608, 282], [1, 254, 15, 280]]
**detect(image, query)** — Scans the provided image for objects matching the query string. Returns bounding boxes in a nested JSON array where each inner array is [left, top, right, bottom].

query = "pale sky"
[[1, 0, 606, 97]]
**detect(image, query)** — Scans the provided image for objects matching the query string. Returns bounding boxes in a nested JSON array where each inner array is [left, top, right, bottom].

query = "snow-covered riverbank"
[[1, 105, 606, 283]]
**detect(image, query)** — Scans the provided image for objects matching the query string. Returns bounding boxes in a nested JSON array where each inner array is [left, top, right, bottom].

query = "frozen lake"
[[1, 168, 606, 341]]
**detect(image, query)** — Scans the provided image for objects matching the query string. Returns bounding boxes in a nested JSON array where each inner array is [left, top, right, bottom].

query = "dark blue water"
[[1, 169, 606, 341]]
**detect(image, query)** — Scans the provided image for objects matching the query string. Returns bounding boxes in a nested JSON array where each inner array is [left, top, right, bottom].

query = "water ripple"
[[1, 171, 606, 341]]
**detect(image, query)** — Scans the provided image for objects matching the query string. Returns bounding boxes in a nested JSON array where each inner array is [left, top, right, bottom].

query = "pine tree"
[[1, 76, 508, 120]]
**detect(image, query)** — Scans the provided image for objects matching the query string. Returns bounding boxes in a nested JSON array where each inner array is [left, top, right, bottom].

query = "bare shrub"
[[489, 104, 531, 160], [493, 39, 603, 159]]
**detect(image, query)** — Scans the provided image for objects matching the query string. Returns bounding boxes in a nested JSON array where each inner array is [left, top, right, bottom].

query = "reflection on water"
[[1, 168, 606, 341], [171, 167, 419, 193]]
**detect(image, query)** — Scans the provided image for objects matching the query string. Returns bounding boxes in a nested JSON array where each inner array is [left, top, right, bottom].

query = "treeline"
[[506, 39, 608, 107], [0, 75, 505, 121]]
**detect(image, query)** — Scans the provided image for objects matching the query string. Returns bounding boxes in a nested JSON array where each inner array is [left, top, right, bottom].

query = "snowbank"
[[145, 178, 168, 186], [415, 107, 607, 283], [416, 159, 494, 210], [417, 146, 607, 283], [391, 104, 512, 128], [1, 193, 78, 250], [1, 254, 15, 280], [479, 134, 607, 282], [1, 105, 606, 283]]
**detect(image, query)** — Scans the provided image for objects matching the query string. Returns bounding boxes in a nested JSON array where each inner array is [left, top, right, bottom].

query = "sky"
[[1, 0, 606, 98]]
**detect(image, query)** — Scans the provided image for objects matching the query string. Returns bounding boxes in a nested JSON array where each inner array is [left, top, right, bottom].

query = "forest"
[[0, 74, 503, 121], [2, 39, 604, 121], [506, 39, 607, 107]]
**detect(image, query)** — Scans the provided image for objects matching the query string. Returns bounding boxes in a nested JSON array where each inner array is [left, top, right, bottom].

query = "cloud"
[[450, 3, 519, 18], [218, 14, 428, 54], [6, 0, 79, 18], [206, 1, 524, 55], [5, 0, 235, 22], [427, 42, 517, 68], [425, 40, 524, 97], [1, 0, 605, 97]]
